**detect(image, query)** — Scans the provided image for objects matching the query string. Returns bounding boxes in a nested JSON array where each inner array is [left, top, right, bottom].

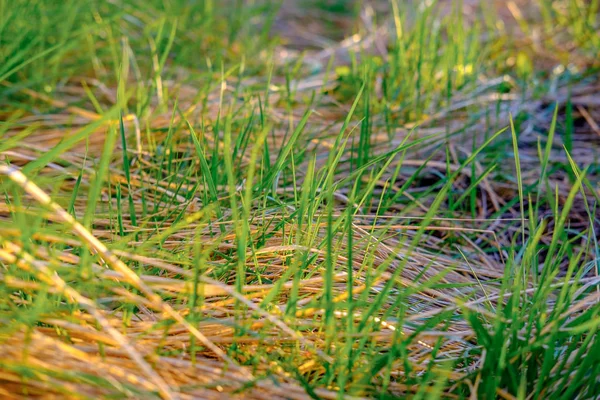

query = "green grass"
[[1, 0, 599, 398]]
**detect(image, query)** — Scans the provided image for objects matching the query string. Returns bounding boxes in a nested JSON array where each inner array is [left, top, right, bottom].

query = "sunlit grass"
[[1, 0, 599, 398]]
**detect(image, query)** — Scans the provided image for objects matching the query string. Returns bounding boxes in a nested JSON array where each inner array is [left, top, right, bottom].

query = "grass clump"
[[1, 0, 599, 398]]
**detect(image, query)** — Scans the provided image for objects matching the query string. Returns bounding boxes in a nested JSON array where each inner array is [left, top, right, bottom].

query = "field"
[[1, 0, 599, 398]]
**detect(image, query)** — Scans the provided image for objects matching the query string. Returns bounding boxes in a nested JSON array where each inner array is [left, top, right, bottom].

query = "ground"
[[0, 0, 599, 399]]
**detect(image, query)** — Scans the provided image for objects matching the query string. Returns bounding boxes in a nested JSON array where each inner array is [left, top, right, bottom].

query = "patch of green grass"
[[1, 0, 599, 398]]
